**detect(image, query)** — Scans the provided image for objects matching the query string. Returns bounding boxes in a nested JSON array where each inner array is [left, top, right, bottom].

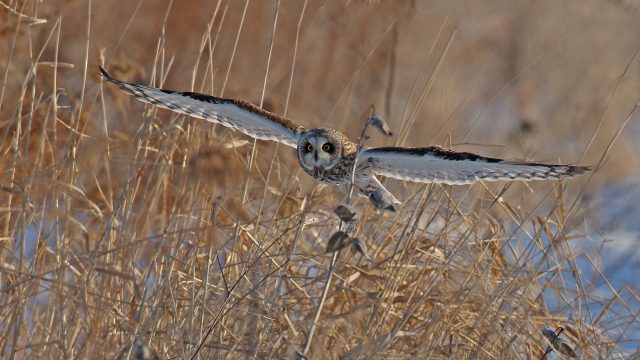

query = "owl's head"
[[297, 129, 344, 172]]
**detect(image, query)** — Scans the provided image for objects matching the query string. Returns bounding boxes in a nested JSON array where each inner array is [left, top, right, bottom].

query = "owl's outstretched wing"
[[99, 67, 304, 148], [360, 146, 589, 185]]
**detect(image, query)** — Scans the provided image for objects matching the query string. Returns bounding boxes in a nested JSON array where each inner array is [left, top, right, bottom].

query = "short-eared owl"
[[100, 67, 589, 211], [541, 328, 578, 358]]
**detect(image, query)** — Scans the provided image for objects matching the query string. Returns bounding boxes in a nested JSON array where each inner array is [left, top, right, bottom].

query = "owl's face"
[[297, 129, 343, 175]]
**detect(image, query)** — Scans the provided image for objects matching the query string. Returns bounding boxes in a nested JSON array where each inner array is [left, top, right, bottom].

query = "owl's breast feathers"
[[320, 152, 359, 184]]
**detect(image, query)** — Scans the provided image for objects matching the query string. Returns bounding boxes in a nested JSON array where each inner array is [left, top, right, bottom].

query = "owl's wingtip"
[[98, 66, 120, 85], [567, 164, 591, 176], [98, 66, 110, 79]]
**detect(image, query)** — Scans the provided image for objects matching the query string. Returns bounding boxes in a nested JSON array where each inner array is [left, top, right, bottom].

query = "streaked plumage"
[[100, 67, 303, 147], [100, 67, 590, 211], [541, 327, 578, 358]]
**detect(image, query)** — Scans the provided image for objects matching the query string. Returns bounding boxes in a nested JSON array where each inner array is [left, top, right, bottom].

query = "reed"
[[0, 1, 638, 358]]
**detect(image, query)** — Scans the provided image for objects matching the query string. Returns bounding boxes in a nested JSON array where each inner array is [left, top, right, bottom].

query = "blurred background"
[[1, 0, 639, 358]]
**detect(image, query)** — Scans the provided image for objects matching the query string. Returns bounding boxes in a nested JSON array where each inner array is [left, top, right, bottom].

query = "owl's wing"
[[99, 67, 304, 148], [359, 146, 590, 185], [555, 339, 579, 358]]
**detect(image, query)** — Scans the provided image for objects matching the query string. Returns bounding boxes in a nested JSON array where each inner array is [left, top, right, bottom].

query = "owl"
[[99, 67, 589, 211], [541, 327, 578, 358]]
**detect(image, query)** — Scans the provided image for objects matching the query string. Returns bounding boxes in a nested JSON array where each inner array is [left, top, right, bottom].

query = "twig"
[[539, 346, 553, 360], [301, 251, 339, 355], [397, 27, 456, 146], [220, 0, 250, 96], [346, 105, 377, 202], [0, 0, 47, 24], [578, 47, 639, 163], [189, 221, 302, 359]]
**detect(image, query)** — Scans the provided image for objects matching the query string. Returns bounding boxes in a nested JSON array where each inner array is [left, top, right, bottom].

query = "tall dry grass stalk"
[[1, 0, 638, 359]]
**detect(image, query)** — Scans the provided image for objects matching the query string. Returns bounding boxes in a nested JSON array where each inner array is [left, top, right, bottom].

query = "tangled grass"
[[1, 0, 638, 358]]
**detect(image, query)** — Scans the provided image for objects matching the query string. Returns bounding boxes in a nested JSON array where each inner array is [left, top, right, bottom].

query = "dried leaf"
[[351, 237, 373, 262], [325, 231, 351, 253], [369, 116, 393, 136], [334, 204, 358, 222]]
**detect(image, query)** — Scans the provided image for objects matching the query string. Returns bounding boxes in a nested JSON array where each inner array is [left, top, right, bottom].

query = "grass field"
[[1, 0, 639, 358]]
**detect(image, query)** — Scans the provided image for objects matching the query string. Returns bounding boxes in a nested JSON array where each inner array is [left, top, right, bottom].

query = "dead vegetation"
[[1, 0, 639, 359]]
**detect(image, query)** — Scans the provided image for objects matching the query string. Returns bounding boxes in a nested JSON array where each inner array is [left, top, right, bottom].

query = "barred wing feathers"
[[99, 67, 304, 148], [541, 328, 578, 358], [360, 147, 590, 185]]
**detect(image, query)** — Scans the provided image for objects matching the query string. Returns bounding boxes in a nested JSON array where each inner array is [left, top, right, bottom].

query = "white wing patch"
[[360, 147, 590, 185], [100, 67, 304, 148]]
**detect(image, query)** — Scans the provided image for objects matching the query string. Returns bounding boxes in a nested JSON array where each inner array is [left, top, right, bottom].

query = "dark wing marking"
[[99, 66, 304, 147], [359, 146, 590, 185]]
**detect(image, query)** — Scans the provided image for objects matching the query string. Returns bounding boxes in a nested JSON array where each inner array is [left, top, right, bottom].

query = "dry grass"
[[1, 0, 639, 359]]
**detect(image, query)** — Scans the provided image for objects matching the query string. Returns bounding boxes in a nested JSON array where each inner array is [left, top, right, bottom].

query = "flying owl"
[[99, 67, 589, 211], [541, 327, 578, 358]]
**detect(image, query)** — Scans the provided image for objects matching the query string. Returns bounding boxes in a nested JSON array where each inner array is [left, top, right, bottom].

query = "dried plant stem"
[[397, 27, 456, 146], [346, 105, 377, 203], [301, 251, 339, 356], [578, 47, 639, 163], [220, 0, 250, 96], [2, 2, 637, 359]]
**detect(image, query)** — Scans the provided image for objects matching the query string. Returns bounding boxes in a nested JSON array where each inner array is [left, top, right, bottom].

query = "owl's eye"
[[305, 144, 313, 152], [321, 143, 333, 152]]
